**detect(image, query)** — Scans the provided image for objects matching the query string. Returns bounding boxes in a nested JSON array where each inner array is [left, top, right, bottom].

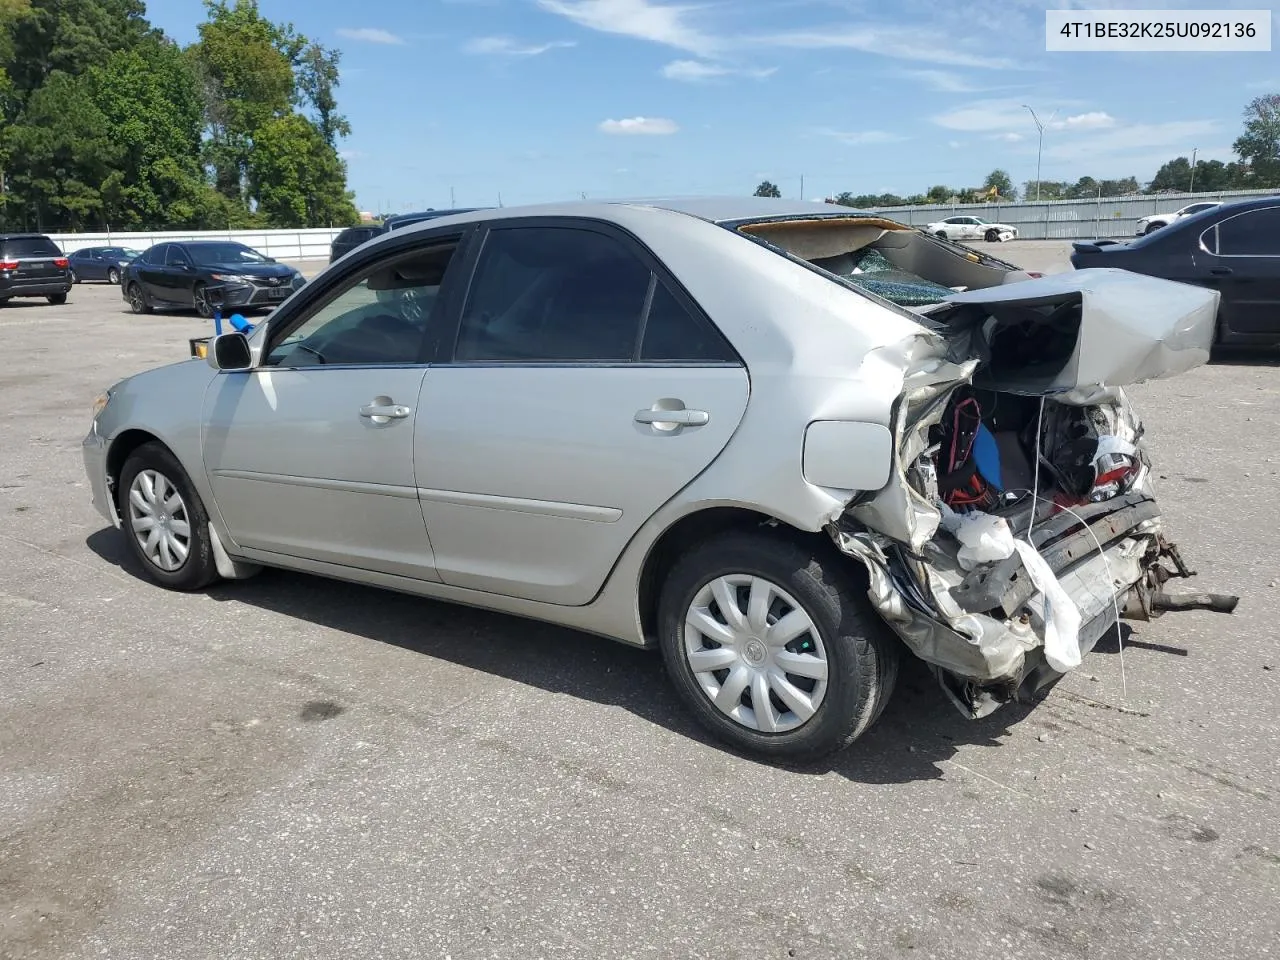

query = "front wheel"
[[47, 293, 67, 305], [935, 230, 948, 240], [70, 269, 79, 284], [107, 267, 121, 284], [657, 529, 899, 761], [117, 442, 220, 591], [1144, 222, 1163, 235], [985, 228, 1001, 242], [127, 282, 153, 314], [193, 282, 214, 318]]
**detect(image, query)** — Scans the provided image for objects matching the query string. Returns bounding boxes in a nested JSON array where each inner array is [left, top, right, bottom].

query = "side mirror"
[[206, 332, 252, 371]]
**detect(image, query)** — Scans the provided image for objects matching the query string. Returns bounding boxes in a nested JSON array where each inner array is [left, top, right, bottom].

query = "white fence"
[[47, 228, 346, 261], [866, 188, 1279, 240]]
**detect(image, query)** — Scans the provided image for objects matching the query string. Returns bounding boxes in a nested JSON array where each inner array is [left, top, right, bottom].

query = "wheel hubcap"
[[127, 470, 191, 572], [683, 574, 829, 734]]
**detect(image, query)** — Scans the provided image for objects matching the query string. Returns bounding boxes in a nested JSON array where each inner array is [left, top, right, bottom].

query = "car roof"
[[383, 196, 877, 236], [0, 233, 54, 240]]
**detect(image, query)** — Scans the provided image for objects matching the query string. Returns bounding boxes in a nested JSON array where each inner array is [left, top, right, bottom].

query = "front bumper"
[[82, 423, 118, 527], [216, 279, 302, 309]]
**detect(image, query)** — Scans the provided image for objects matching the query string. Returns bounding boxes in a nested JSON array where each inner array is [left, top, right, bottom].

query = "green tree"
[[925, 184, 951, 203], [753, 180, 781, 197], [1023, 179, 1068, 200], [1147, 156, 1193, 193], [248, 113, 357, 227], [298, 42, 348, 147], [2, 70, 121, 229], [982, 168, 1015, 200], [1233, 94, 1280, 186]]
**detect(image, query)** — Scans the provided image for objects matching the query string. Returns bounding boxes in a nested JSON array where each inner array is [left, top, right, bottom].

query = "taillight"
[[54, 257, 69, 268], [0, 259, 18, 270]]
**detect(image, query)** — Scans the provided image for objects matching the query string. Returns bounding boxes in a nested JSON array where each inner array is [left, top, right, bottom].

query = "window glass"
[[455, 227, 651, 362], [1, 236, 61, 257], [266, 243, 457, 367], [640, 281, 735, 362], [1216, 208, 1280, 256], [186, 242, 268, 264], [166, 246, 191, 267], [144, 245, 168, 264]]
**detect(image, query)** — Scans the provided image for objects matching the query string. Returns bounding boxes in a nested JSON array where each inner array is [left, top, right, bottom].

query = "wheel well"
[[636, 507, 830, 644], [105, 429, 164, 509]]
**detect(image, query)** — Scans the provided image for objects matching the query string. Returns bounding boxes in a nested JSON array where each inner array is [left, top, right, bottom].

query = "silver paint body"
[[81, 197, 1217, 652]]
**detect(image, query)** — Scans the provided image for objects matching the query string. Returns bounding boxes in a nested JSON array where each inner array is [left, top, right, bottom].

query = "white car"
[[1135, 201, 1222, 236], [924, 215, 1018, 242]]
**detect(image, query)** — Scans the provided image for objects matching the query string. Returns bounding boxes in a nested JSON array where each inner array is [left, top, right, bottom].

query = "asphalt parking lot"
[[2, 256, 1278, 960]]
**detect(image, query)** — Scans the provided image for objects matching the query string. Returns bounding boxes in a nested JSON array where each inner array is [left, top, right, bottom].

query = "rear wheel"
[[127, 282, 153, 314], [47, 293, 67, 305], [657, 529, 899, 761], [70, 269, 79, 284], [117, 442, 219, 591], [107, 267, 121, 284]]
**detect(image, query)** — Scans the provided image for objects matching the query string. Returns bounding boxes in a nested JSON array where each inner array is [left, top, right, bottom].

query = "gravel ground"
[[1, 265, 1277, 960]]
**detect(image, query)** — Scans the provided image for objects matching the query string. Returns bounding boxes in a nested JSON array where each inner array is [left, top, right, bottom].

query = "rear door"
[[415, 219, 750, 606], [1199, 205, 1280, 336], [1, 236, 63, 288], [135, 244, 171, 299]]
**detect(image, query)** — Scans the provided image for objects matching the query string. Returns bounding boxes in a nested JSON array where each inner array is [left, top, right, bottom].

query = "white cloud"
[[751, 27, 1021, 70], [816, 128, 906, 146], [598, 116, 679, 135], [1054, 111, 1116, 130], [897, 69, 981, 93], [932, 97, 1081, 132], [661, 59, 775, 82], [336, 27, 406, 45], [464, 36, 576, 55], [993, 131, 1024, 142], [948, 140, 964, 149], [537, 0, 719, 56], [339, 149, 367, 160], [1044, 120, 1220, 164]]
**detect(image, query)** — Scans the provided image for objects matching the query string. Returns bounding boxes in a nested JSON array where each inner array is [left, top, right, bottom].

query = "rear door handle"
[[360, 396, 411, 423], [1210, 267, 1232, 276], [635, 407, 709, 427]]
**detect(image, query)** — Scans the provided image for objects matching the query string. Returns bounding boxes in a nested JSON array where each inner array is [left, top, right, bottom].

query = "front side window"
[[265, 242, 458, 367], [166, 246, 191, 267], [454, 226, 652, 362], [1215, 208, 1280, 257]]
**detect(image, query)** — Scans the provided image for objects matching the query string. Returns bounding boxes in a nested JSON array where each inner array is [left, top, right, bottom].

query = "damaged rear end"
[[824, 268, 1239, 718]]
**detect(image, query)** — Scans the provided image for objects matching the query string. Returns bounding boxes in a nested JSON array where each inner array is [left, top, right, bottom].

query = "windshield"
[[186, 242, 268, 264], [103, 247, 143, 259]]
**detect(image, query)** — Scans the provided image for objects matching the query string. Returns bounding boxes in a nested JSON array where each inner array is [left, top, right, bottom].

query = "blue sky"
[[146, 0, 1280, 212]]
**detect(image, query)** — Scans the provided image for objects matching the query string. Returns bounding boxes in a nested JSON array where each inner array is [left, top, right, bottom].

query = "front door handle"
[[1210, 267, 1232, 276], [635, 407, 709, 428], [360, 396, 411, 423]]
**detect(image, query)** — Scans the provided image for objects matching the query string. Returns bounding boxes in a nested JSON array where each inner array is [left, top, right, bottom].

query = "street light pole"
[[1023, 105, 1046, 202], [1189, 147, 1198, 192]]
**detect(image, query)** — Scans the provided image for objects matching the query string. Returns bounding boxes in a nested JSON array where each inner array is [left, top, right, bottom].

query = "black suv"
[[0, 233, 73, 305], [329, 209, 484, 263]]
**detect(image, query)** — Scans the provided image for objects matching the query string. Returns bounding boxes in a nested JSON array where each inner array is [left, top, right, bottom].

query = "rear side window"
[[1216, 208, 1280, 257], [1, 236, 60, 257]]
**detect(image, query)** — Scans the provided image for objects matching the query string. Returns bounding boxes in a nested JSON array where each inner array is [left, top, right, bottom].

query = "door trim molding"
[[416, 486, 622, 523], [211, 468, 420, 500]]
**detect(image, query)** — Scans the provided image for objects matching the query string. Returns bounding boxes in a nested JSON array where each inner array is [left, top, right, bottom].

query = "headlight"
[[92, 390, 113, 418], [210, 273, 250, 283]]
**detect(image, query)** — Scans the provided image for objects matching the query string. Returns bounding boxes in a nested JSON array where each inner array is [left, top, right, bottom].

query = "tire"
[[70, 269, 79, 284], [117, 442, 220, 591], [193, 282, 213, 319], [0, 297, 9, 306], [985, 228, 1000, 243], [1144, 222, 1163, 235], [107, 267, 120, 285], [47, 293, 67, 305], [657, 529, 899, 761], [127, 282, 153, 314], [935, 230, 948, 240]]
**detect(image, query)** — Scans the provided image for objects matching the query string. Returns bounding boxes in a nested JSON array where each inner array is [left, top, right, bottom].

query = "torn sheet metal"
[[934, 267, 1219, 394]]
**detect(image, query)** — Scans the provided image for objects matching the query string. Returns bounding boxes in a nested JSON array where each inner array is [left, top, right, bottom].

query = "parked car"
[[83, 198, 1235, 760], [1134, 200, 1222, 236], [68, 245, 145, 284], [0, 233, 72, 306], [329, 210, 486, 263], [122, 240, 305, 317], [1070, 195, 1280, 346], [923, 215, 1018, 242]]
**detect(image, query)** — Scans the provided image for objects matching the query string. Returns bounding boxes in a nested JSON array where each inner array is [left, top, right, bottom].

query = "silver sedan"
[[82, 198, 1236, 759]]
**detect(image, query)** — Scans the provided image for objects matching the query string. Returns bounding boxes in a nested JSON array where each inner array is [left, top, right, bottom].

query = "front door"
[[1200, 206, 1280, 337], [416, 221, 750, 606], [201, 237, 464, 580]]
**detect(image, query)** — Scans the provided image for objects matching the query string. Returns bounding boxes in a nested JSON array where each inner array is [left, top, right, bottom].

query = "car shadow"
[[86, 528, 1046, 785], [1209, 345, 1280, 366]]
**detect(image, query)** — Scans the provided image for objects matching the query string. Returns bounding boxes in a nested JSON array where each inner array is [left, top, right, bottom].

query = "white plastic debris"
[[1011, 540, 1083, 673], [939, 505, 1016, 571]]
